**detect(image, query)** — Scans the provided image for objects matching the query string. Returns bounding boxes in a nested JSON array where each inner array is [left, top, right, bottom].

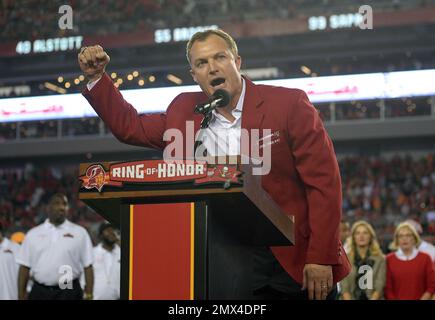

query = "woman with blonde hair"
[[385, 222, 434, 300], [341, 220, 386, 300]]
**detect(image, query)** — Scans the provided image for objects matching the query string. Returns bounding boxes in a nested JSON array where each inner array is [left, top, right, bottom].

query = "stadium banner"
[[1, 69, 435, 123], [79, 160, 242, 192]]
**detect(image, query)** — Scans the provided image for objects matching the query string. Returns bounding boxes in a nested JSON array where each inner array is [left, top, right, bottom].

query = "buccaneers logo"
[[83, 164, 107, 192]]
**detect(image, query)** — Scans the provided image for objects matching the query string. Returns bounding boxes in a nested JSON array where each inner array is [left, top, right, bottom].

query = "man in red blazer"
[[78, 29, 350, 300]]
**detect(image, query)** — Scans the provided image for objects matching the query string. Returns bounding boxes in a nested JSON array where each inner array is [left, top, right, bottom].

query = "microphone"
[[194, 89, 230, 114]]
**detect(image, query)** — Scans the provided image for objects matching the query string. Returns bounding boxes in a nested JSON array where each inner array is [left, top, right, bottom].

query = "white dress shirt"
[[87, 78, 100, 91], [91, 243, 120, 300], [0, 238, 20, 299], [88, 77, 246, 157], [16, 219, 93, 286], [200, 78, 245, 156]]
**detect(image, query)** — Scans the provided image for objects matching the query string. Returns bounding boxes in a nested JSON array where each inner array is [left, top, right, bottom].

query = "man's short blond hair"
[[186, 29, 238, 65]]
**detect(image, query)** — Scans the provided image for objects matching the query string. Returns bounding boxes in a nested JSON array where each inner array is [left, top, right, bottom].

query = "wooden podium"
[[79, 158, 294, 300]]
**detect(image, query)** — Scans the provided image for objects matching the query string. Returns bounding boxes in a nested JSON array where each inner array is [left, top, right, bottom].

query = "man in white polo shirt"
[[92, 223, 120, 300], [0, 223, 20, 299], [16, 193, 94, 300]]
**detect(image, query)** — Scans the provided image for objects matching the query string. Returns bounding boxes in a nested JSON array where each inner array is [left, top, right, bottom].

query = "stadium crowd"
[[1, 154, 434, 247], [0, 152, 434, 299], [340, 154, 435, 251], [2, 0, 434, 41], [0, 163, 103, 243]]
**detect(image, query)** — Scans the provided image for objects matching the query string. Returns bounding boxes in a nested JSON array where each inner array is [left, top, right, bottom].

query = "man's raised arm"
[[77, 45, 167, 150]]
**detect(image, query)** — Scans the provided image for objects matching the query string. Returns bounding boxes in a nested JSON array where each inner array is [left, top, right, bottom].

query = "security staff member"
[[16, 193, 94, 300]]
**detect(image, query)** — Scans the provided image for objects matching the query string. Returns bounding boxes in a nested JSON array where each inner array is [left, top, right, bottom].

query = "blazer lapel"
[[241, 76, 265, 131], [193, 112, 203, 136], [240, 77, 266, 159], [187, 112, 204, 158]]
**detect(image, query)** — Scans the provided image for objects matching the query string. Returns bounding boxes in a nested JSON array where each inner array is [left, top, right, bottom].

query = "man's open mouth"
[[210, 78, 225, 87]]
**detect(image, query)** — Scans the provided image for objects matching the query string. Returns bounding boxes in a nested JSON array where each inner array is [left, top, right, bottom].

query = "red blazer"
[[83, 74, 351, 284]]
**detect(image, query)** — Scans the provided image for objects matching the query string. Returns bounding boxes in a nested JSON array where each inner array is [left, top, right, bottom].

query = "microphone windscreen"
[[213, 89, 230, 108]]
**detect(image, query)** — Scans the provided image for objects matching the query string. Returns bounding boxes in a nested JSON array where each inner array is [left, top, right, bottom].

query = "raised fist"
[[78, 45, 110, 82]]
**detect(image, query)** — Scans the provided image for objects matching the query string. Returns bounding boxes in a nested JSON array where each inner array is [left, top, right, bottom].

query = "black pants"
[[251, 247, 337, 300], [29, 279, 83, 300]]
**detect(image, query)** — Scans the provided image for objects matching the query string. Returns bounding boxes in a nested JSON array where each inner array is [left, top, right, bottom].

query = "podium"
[[79, 158, 294, 300]]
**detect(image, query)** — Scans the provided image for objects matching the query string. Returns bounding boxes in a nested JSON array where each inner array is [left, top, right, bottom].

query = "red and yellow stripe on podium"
[[128, 202, 195, 300]]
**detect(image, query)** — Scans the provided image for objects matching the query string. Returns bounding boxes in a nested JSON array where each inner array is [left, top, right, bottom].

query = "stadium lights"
[[79, 75, 85, 81], [127, 74, 133, 81], [138, 79, 145, 86], [44, 82, 66, 94], [133, 71, 139, 77], [57, 76, 64, 83], [300, 65, 312, 75], [74, 79, 80, 85], [167, 74, 183, 85], [149, 75, 156, 82], [65, 82, 71, 88]]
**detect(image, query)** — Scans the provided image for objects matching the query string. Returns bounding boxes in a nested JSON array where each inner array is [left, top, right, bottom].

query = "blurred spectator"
[[405, 219, 435, 262], [0, 222, 20, 299], [340, 221, 386, 300], [10, 231, 25, 245], [90, 222, 121, 300], [385, 222, 434, 300], [427, 211, 435, 234], [339, 220, 351, 253]]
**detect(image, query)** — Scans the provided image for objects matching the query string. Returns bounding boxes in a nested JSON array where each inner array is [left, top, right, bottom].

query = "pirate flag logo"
[[82, 164, 107, 192]]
